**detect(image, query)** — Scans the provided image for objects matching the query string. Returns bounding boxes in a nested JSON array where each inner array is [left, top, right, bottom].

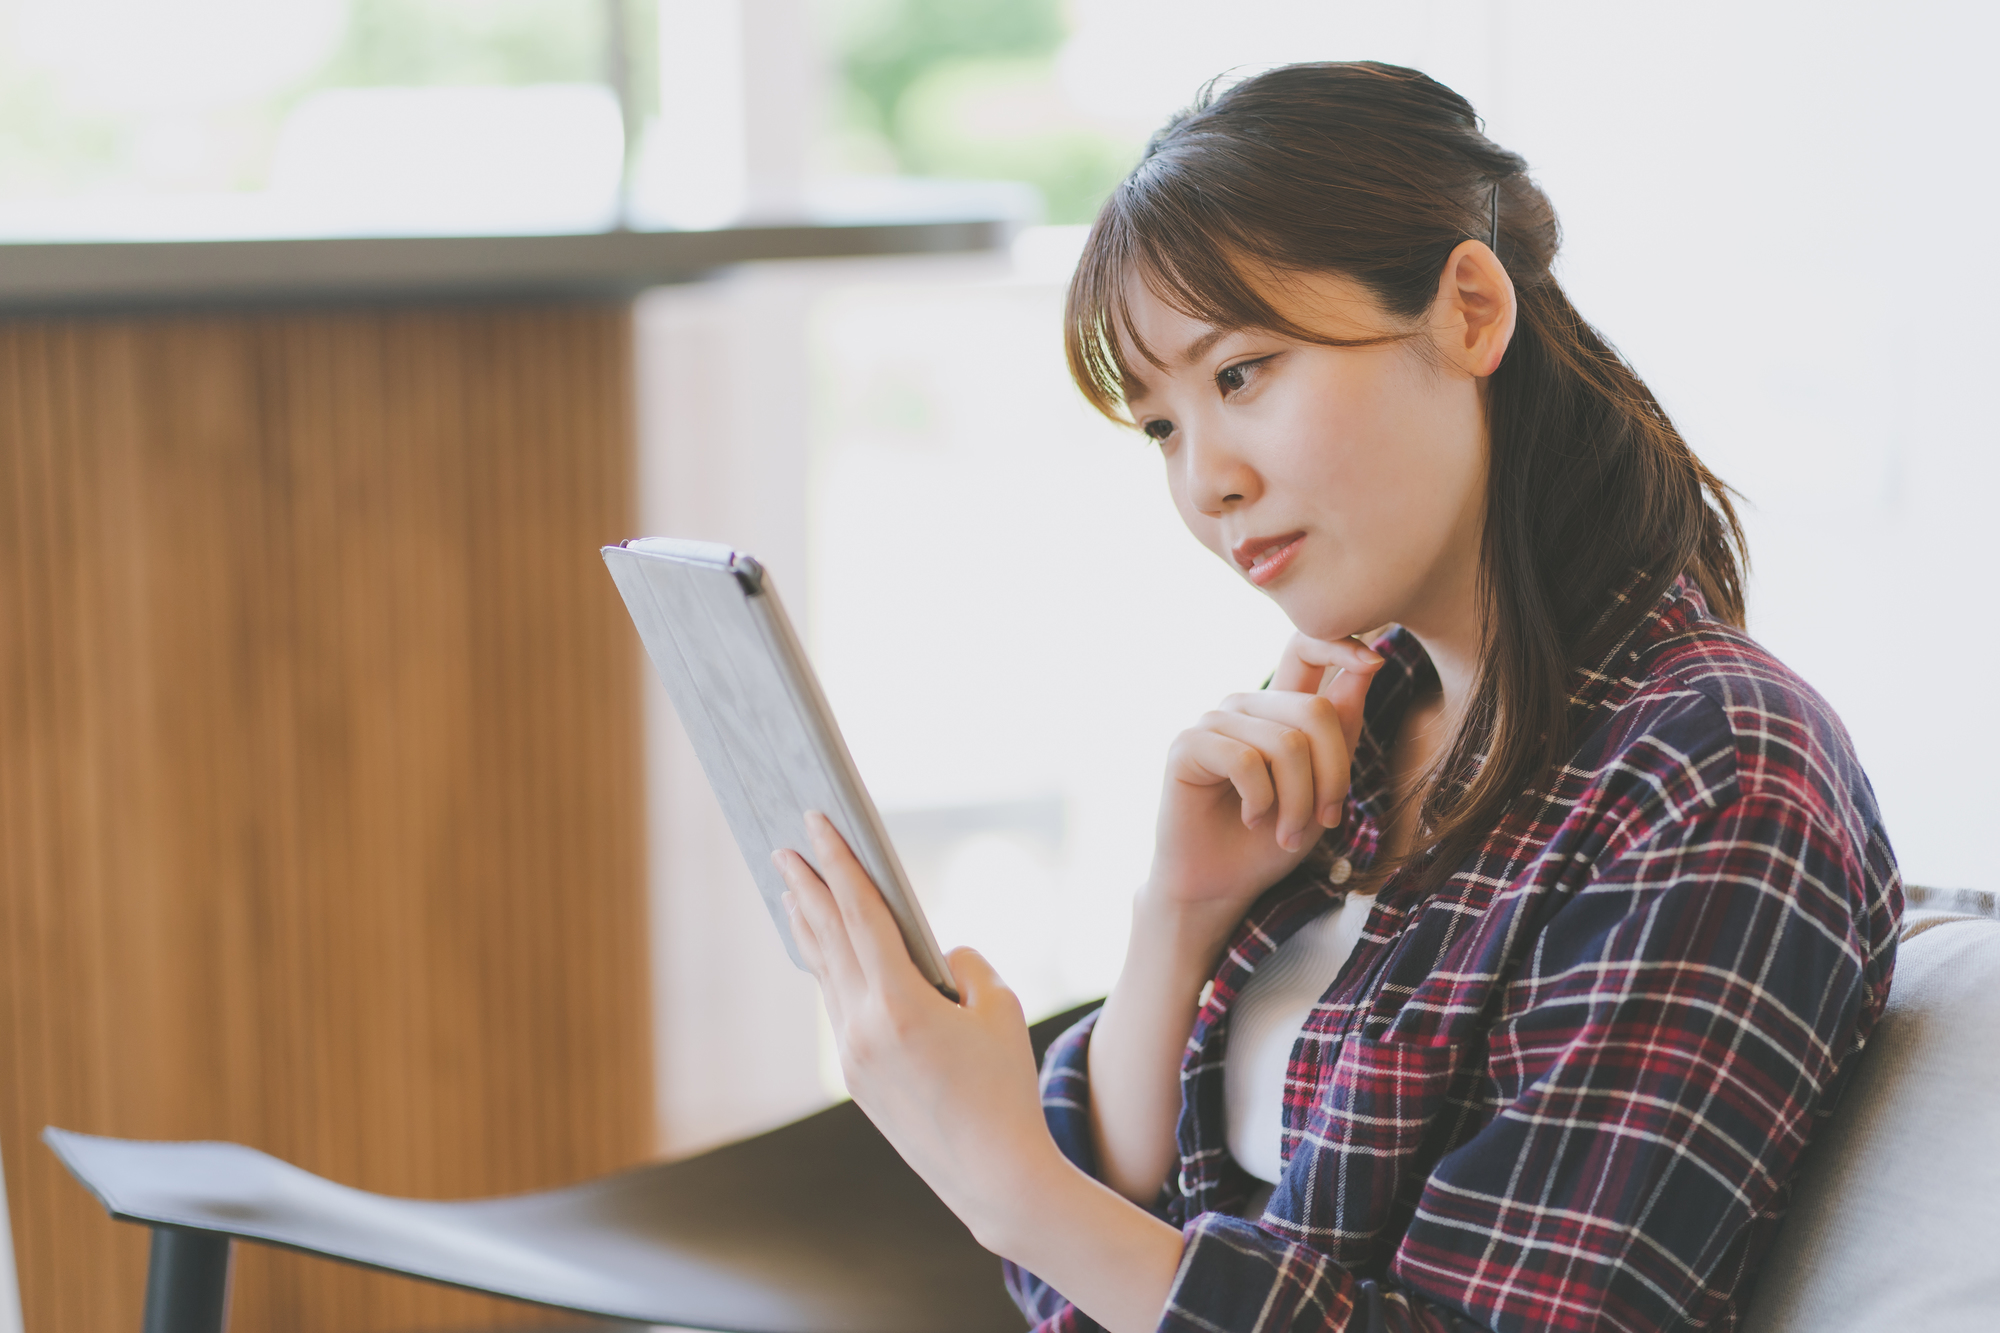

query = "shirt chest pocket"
[[1282, 1031, 1464, 1270]]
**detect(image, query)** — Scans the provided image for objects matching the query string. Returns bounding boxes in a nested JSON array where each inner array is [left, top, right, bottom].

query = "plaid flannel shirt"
[[1005, 577, 1901, 1333]]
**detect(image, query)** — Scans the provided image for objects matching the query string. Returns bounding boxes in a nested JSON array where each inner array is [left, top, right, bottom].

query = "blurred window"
[[0, 0, 1136, 239], [818, 0, 1143, 224], [0, 0, 641, 238]]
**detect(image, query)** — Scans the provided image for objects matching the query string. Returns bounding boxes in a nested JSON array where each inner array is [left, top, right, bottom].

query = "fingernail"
[[1356, 645, 1383, 665], [1320, 804, 1340, 827]]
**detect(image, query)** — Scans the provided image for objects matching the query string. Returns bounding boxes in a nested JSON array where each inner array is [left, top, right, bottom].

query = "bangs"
[[1063, 160, 1417, 426]]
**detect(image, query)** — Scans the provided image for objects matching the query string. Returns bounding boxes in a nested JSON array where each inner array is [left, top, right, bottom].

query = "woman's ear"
[[1432, 239, 1517, 378]]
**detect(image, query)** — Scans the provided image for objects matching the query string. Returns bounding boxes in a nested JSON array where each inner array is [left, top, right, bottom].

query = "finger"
[[1268, 630, 1386, 694], [1199, 710, 1322, 850], [784, 890, 826, 977], [781, 891, 851, 1029], [1171, 729, 1278, 829], [1317, 654, 1378, 766], [945, 947, 1034, 1057], [1216, 691, 1352, 829], [804, 811, 929, 997], [773, 848, 866, 1001]]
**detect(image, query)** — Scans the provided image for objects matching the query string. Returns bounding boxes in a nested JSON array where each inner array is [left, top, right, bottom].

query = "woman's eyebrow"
[[1120, 327, 1241, 405], [1178, 327, 1232, 365]]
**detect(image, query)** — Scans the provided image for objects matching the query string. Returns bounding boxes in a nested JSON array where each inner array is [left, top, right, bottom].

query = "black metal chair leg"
[[142, 1226, 232, 1333]]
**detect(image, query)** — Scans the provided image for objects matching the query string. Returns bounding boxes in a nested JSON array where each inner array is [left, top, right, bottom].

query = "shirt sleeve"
[[1004, 1007, 1113, 1332], [1155, 786, 1890, 1333], [1004, 1011, 1474, 1333]]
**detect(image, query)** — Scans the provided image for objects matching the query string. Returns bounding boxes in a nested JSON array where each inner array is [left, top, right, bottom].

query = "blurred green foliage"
[[312, 0, 654, 109], [0, 0, 1135, 222], [837, 0, 1064, 135], [827, 0, 1139, 223], [0, 62, 119, 196], [0, 0, 652, 198]]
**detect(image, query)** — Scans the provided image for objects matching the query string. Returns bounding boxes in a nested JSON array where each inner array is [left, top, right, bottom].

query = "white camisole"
[[1223, 894, 1368, 1183]]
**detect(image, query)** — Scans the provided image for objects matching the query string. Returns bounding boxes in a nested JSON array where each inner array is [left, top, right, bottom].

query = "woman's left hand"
[[776, 812, 1191, 1333], [772, 811, 1058, 1255]]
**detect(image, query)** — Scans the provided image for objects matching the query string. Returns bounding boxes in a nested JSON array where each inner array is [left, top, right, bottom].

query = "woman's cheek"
[[1167, 478, 1221, 553]]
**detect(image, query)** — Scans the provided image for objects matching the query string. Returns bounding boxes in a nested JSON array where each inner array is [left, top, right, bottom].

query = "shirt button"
[[1197, 979, 1215, 1008], [1179, 1168, 1194, 1196], [1329, 856, 1353, 885]]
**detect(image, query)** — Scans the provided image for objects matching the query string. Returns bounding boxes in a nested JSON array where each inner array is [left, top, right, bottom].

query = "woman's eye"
[[1216, 359, 1261, 394], [1143, 418, 1175, 442]]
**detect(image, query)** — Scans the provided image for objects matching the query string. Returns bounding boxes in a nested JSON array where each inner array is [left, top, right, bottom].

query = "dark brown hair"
[[1066, 61, 1747, 884]]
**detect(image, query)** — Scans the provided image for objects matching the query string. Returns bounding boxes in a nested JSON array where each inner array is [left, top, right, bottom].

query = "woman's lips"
[[1234, 532, 1306, 586]]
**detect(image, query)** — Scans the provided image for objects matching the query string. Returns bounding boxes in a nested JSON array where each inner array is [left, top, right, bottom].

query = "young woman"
[[772, 62, 1901, 1333]]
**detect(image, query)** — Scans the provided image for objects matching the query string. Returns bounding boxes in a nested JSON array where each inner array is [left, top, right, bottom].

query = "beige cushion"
[[1743, 914, 2000, 1331]]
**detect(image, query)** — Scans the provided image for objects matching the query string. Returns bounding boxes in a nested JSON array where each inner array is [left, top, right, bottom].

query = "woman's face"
[[1118, 260, 1499, 650]]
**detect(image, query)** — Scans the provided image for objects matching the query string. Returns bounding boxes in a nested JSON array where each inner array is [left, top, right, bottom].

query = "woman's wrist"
[[971, 1131, 1089, 1258], [984, 1148, 1187, 1333], [1080, 886, 1242, 1207], [1128, 884, 1244, 982]]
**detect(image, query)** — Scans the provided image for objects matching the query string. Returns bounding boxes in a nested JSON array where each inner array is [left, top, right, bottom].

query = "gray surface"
[[0, 220, 1010, 314], [46, 1100, 1024, 1333], [44, 1005, 1100, 1333], [603, 539, 954, 996], [1742, 916, 2000, 1331]]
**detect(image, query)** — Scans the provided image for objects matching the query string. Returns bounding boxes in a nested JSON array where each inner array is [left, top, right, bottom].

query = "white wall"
[[646, 0, 818, 227], [1482, 3, 1999, 889]]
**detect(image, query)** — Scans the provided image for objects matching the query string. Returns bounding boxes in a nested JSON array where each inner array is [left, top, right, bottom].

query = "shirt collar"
[[1203, 572, 1708, 992], [1566, 570, 1705, 722]]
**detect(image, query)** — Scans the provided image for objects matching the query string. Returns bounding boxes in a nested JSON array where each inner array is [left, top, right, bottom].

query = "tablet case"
[[602, 538, 957, 999]]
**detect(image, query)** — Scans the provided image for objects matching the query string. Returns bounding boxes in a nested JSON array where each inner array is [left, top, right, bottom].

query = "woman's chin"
[[1283, 608, 1385, 647], [1272, 561, 1412, 645]]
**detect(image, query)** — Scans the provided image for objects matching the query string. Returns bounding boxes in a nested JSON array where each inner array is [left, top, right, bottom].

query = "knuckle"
[[868, 1000, 916, 1040]]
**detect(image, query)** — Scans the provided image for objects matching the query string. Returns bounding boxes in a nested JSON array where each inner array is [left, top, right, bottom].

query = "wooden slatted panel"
[[0, 305, 652, 1333]]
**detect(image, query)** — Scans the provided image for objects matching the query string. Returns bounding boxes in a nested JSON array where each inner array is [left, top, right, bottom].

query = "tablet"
[[602, 537, 958, 1000]]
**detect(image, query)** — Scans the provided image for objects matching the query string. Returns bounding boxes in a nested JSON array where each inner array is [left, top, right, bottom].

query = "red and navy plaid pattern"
[[1006, 578, 1901, 1333]]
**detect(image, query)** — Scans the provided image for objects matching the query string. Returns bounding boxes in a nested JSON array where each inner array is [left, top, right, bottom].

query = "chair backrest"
[[1743, 910, 2000, 1331]]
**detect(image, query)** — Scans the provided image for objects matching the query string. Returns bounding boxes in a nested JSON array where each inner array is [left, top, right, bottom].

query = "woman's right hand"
[[1144, 631, 1386, 922], [1087, 630, 1388, 1206]]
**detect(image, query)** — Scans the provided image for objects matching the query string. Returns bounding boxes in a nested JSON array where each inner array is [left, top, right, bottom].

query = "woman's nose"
[[1181, 426, 1258, 515]]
